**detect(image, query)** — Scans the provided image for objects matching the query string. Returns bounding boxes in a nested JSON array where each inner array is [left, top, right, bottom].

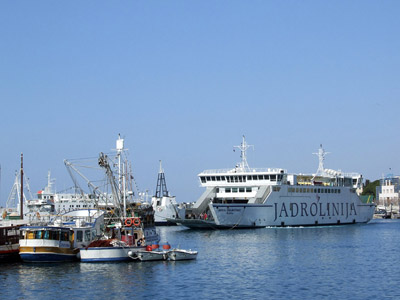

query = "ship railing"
[[200, 168, 286, 175]]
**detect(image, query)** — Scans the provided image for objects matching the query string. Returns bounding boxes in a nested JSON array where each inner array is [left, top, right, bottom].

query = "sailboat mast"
[[20, 153, 23, 219]]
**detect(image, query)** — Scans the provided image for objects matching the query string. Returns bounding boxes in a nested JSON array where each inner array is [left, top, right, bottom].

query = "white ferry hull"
[[178, 189, 375, 229]]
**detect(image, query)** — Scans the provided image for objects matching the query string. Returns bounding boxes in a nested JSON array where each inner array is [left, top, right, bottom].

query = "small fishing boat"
[[167, 249, 198, 261]]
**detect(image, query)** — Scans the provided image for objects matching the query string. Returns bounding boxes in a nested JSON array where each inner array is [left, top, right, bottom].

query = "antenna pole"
[[20, 153, 24, 219], [233, 135, 254, 172]]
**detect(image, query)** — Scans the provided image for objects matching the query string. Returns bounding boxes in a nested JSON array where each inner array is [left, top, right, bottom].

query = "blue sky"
[[1, 1, 399, 206]]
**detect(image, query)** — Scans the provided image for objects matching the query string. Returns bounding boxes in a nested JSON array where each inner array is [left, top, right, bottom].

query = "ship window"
[[338, 189, 341, 194], [216, 188, 220, 193], [239, 188, 245, 193], [200, 177, 206, 183], [77, 230, 83, 242], [239, 176, 243, 182], [225, 188, 231, 193], [61, 232, 69, 241], [278, 174, 283, 181], [235, 176, 239, 182], [270, 175, 276, 181], [35, 231, 43, 239], [318, 189, 321, 193], [216, 176, 221, 181], [296, 188, 299, 193], [211, 176, 216, 181], [307, 188, 310, 193], [232, 188, 238, 193], [247, 176, 252, 180], [253, 175, 257, 180], [85, 230, 91, 242], [246, 187, 252, 192], [206, 176, 211, 181], [264, 175, 270, 180], [328, 189, 331, 193], [257, 175, 262, 180], [221, 176, 225, 181]]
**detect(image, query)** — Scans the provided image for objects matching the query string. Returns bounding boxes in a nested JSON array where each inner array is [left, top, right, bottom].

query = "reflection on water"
[[1, 220, 400, 299]]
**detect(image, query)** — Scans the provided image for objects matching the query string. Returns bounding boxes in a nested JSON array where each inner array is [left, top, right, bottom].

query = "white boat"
[[151, 161, 185, 226], [167, 249, 198, 261], [19, 209, 104, 262], [129, 248, 167, 261], [168, 137, 375, 229]]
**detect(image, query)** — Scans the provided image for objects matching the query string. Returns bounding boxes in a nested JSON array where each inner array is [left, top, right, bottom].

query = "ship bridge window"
[[35, 231, 43, 239], [247, 175, 252, 180], [206, 176, 211, 181], [258, 175, 263, 180], [278, 174, 283, 181], [225, 188, 231, 193], [85, 230, 91, 242], [221, 176, 225, 181], [252, 175, 257, 180], [232, 188, 238, 193], [270, 175, 276, 181], [211, 176, 216, 181], [200, 177, 206, 183], [77, 230, 83, 242], [264, 175, 270, 180], [239, 188, 245, 193], [216, 176, 221, 181]]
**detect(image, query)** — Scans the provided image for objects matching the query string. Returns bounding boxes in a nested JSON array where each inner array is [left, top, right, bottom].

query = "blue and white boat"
[[19, 209, 104, 262]]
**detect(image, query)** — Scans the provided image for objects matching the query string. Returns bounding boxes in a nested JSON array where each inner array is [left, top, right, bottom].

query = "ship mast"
[[313, 144, 330, 177], [116, 134, 126, 218], [20, 153, 23, 219], [155, 160, 169, 198], [233, 136, 254, 172]]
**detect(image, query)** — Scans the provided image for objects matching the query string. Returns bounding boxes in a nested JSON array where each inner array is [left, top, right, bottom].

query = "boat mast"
[[116, 134, 126, 218], [20, 153, 23, 219], [233, 135, 254, 172]]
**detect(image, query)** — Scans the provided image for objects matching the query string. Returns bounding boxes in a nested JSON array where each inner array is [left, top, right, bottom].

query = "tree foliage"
[[362, 179, 380, 198]]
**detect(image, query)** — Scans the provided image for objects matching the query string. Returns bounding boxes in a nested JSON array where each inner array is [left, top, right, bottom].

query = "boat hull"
[[19, 246, 79, 262], [130, 250, 167, 261], [80, 246, 145, 262], [0, 244, 20, 262], [172, 195, 376, 229], [167, 249, 197, 261]]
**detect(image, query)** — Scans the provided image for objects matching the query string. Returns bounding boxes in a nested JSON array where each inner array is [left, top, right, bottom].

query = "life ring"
[[133, 218, 141, 227], [125, 218, 133, 227]]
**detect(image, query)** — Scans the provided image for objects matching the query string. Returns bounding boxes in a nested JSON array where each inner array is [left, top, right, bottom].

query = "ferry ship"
[[169, 137, 375, 229]]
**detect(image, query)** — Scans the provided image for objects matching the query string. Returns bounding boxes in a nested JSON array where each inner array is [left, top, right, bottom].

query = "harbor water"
[[1, 219, 399, 300]]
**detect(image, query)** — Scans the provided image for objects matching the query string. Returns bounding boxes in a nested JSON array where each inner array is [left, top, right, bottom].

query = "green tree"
[[362, 179, 380, 198]]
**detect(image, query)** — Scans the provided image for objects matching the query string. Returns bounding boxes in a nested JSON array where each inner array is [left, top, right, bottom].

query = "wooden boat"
[[0, 224, 22, 262]]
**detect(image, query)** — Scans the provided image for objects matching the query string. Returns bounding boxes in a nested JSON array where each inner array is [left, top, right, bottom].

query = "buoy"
[[124, 218, 133, 227]]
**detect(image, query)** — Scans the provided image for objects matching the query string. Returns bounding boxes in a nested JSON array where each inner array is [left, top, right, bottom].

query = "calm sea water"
[[1, 219, 399, 300]]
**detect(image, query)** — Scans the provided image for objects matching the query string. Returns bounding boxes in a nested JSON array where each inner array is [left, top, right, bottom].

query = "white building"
[[377, 175, 400, 209]]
